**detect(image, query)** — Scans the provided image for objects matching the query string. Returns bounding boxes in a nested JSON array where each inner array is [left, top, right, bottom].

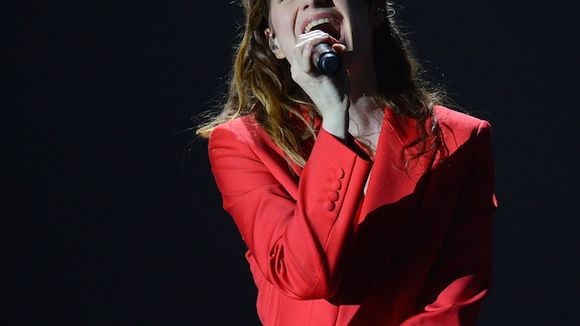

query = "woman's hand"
[[290, 31, 350, 139]]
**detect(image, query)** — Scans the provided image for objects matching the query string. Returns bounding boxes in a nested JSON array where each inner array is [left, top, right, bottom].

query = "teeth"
[[304, 18, 332, 33]]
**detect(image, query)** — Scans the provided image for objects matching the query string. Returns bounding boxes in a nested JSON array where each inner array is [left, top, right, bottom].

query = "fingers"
[[331, 43, 347, 55], [292, 30, 343, 74], [295, 30, 337, 48], [288, 30, 350, 120]]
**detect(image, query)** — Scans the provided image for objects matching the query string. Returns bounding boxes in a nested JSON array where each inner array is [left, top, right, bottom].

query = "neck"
[[345, 49, 378, 104], [348, 95, 383, 134], [345, 53, 384, 141], [347, 54, 381, 121]]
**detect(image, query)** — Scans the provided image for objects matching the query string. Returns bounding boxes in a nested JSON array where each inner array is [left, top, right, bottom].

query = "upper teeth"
[[304, 18, 332, 33]]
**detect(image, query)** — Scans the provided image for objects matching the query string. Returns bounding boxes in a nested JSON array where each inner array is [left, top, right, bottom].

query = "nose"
[[301, 0, 334, 10]]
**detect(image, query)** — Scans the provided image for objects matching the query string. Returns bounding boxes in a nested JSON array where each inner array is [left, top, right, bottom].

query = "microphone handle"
[[312, 43, 341, 76]]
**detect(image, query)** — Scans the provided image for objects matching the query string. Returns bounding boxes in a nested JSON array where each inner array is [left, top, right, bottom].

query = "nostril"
[[303, 0, 334, 10]]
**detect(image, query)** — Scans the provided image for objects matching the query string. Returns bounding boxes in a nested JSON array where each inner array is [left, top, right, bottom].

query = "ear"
[[369, 0, 386, 26], [264, 27, 286, 59]]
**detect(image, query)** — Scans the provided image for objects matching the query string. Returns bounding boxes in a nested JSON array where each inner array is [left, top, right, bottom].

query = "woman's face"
[[266, 0, 380, 64]]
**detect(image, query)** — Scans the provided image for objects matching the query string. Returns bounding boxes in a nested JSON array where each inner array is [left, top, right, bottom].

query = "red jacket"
[[208, 106, 497, 325]]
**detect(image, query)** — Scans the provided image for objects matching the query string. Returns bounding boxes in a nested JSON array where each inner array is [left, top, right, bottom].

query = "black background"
[[8, 0, 580, 324]]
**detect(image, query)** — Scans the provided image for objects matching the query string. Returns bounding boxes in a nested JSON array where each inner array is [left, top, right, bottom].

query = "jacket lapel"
[[358, 108, 438, 225]]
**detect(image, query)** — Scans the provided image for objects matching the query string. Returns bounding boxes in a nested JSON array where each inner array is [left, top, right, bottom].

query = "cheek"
[[342, 3, 373, 49], [272, 14, 295, 39], [270, 14, 297, 57]]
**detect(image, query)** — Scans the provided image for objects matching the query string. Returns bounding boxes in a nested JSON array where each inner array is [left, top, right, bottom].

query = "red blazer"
[[208, 106, 497, 325]]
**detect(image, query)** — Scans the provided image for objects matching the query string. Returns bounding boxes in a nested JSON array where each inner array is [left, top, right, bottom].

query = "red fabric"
[[208, 106, 497, 325]]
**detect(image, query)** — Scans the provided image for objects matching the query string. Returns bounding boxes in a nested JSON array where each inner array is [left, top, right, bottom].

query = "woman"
[[197, 0, 497, 325]]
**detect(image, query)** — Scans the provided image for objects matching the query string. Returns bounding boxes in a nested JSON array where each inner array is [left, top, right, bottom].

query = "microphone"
[[312, 43, 341, 76]]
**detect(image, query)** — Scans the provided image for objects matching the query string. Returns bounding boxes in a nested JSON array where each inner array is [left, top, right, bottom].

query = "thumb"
[[332, 43, 347, 55]]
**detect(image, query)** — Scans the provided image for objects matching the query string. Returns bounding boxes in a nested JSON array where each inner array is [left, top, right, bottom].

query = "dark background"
[[8, 0, 579, 324]]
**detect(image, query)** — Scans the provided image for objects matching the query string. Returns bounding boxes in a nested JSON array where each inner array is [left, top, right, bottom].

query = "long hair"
[[196, 0, 445, 167]]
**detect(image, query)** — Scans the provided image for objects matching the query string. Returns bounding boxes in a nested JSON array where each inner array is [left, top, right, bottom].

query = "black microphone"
[[312, 43, 341, 76]]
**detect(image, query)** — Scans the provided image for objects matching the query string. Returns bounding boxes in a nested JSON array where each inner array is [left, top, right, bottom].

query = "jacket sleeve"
[[401, 120, 497, 325], [208, 123, 371, 300]]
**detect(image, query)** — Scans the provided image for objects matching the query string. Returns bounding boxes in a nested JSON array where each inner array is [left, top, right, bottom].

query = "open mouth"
[[303, 17, 342, 40]]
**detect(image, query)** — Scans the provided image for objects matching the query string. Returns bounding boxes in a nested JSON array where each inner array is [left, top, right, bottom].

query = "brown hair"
[[196, 0, 444, 167]]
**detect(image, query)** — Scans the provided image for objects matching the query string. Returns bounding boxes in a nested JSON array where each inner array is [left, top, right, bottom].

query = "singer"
[[197, 0, 497, 325]]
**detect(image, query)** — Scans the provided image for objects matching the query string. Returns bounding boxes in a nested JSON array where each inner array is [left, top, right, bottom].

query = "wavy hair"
[[197, 0, 445, 167]]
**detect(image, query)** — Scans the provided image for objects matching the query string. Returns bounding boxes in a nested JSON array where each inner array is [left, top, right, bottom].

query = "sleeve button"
[[335, 168, 345, 179], [327, 191, 339, 201], [330, 180, 342, 191], [323, 201, 336, 211]]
